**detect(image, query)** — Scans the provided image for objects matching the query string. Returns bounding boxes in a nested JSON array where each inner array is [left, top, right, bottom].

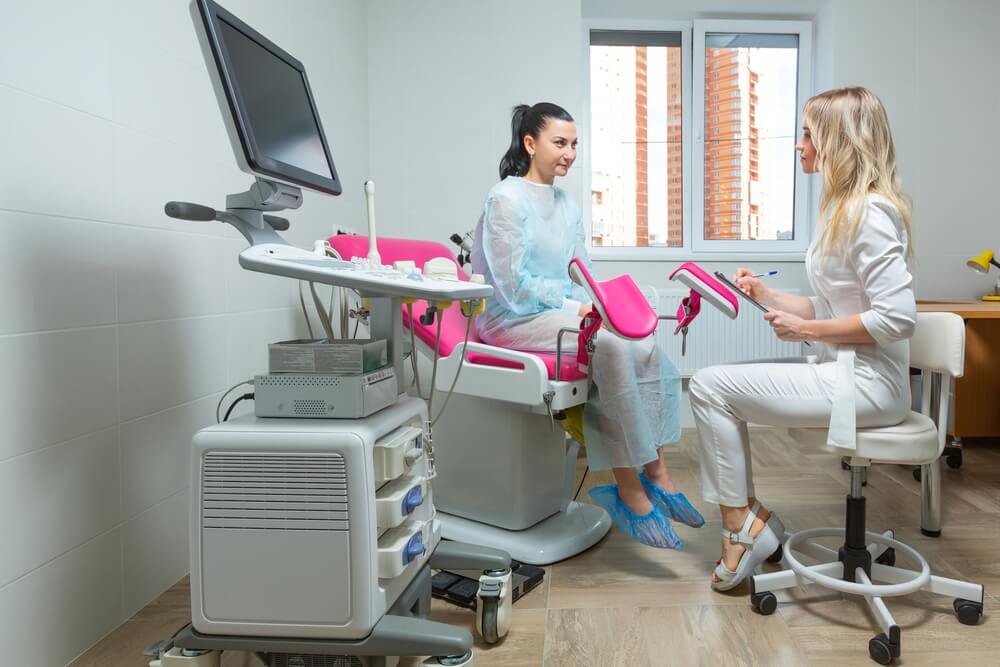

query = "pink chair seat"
[[326, 235, 587, 382], [567, 258, 658, 340]]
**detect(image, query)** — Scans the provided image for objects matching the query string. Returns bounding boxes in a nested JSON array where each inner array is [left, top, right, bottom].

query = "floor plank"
[[71, 428, 999, 666]]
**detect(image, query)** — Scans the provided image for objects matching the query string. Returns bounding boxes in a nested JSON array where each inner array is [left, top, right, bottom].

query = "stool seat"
[[789, 411, 939, 465]]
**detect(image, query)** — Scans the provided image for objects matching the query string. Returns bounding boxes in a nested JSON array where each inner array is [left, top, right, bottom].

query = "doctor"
[[689, 86, 917, 590]]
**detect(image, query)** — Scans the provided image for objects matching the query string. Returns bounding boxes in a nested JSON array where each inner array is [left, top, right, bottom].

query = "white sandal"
[[711, 507, 780, 592], [752, 500, 786, 562]]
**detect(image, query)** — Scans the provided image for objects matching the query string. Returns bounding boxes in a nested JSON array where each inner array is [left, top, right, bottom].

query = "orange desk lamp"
[[966, 249, 1000, 301]]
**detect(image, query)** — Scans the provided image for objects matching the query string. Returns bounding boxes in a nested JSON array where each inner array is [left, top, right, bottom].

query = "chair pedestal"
[[750, 468, 984, 665]]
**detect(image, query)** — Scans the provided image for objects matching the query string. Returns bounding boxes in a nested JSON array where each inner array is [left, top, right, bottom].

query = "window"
[[588, 28, 686, 248], [586, 20, 811, 256]]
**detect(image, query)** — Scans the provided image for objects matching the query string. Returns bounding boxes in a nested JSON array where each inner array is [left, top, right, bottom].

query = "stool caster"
[[766, 544, 783, 564], [868, 633, 897, 665], [875, 547, 896, 567], [912, 467, 921, 482], [946, 453, 963, 469], [954, 598, 983, 625], [750, 591, 777, 616]]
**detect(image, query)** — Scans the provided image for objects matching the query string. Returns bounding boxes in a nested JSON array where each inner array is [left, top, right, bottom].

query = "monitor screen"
[[195, 0, 342, 195]]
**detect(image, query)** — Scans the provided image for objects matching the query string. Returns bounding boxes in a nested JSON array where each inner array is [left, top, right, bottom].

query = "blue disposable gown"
[[470, 176, 682, 470]]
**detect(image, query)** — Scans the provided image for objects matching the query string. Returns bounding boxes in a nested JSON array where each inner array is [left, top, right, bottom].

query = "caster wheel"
[[428, 651, 474, 666], [954, 598, 983, 625], [766, 544, 783, 564], [875, 547, 896, 567], [751, 591, 777, 615], [868, 633, 894, 665], [841, 457, 851, 471], [912, 467, 921, 482], [480, 597, 500, 644], [946, 454, 962, 469]]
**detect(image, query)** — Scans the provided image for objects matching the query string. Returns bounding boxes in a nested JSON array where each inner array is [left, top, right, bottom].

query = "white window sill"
[[589, 247, 806, 263]]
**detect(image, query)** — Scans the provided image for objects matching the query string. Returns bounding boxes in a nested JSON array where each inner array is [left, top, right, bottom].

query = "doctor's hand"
[[733, 267, 770, 302], [764, 310, 812, 342]]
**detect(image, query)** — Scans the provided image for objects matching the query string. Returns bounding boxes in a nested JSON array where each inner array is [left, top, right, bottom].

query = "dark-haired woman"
[[469, 103, 703, 549]]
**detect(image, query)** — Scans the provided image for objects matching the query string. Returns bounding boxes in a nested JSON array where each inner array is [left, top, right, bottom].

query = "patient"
[[469, 102, 703, 549]]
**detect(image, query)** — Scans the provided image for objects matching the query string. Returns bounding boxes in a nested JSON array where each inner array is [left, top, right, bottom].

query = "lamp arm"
[[991, 258, 1000, 271]]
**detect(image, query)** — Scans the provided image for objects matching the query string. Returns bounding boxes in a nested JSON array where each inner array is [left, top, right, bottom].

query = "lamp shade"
[[966, 249, 995, 274]]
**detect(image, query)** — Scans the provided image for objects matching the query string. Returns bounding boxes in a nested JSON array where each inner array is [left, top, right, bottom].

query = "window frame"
[[582, 18, 813, 261], [692, 19, 813, 253], [582, 19, 693, 261]]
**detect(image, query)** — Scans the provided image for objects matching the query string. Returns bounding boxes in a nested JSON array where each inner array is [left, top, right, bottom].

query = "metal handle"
[[555, 327, 581, 382]]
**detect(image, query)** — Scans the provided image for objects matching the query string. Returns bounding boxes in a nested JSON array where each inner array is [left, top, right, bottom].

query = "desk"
[[917, 302, 1000, 454]]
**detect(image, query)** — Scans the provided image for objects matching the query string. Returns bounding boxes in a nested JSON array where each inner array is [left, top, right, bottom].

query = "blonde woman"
[[689, 87, 917, 590]]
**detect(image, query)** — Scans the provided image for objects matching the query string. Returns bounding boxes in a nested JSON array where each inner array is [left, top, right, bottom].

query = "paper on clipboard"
[[713, 271, 812, 346]]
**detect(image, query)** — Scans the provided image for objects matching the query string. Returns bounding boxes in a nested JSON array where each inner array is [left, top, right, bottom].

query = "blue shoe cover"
[[588, 484, 683, 549], [639, 473, 706, 528]]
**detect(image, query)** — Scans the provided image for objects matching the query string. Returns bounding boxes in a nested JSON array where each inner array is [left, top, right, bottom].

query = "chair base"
[[438, 501, 611, 565], [751, 528, 985, 664]]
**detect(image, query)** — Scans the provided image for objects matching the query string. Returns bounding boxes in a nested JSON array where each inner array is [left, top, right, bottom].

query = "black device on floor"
[[432, 560, 545, 609]]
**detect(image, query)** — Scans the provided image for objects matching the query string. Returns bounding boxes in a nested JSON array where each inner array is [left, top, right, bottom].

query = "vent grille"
[[202, 453, 348, 532], [257, 375, 343, 387], [293, 399, 327, 416], [270, 655, 363, 667]]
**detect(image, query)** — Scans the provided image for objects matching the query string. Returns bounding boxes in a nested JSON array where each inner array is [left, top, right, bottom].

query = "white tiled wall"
[[0, 1, 370, 664]]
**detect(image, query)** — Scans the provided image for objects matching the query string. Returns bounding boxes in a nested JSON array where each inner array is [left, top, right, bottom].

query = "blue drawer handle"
[[402, 485, 424, 515], [403, 533, 425, 565]]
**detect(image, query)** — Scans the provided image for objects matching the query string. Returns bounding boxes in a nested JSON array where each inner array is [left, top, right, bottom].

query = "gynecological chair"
[[328, 236, 739, 564]]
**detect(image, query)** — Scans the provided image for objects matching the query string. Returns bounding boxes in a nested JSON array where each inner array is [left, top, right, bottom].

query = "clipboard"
[[713, 271, 812, 346]]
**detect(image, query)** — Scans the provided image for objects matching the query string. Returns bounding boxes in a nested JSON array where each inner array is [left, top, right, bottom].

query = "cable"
[[352, 319, 360, 339], [430, 310, 475, 427], [426, 314, 444, 419], [297, 282, 315, 339], [223, 393, 254, 421], [216, 379, 253, 423], [573, 465, 590, 501], [406, 302, 424, 399], [309, 282, 336, 340]]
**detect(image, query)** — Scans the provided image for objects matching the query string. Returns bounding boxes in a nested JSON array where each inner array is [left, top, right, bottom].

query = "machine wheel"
[[875, 547, 896, 567], [868, 633, 894, 665], [766, 544, 783, 564], [954, 598, 983, 625], [480, 597, 500, 644], [750, 591, 777, 616], [429, 651, 474, 666]]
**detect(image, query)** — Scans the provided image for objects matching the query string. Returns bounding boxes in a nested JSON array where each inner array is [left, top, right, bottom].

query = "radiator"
[[654, 289, 807, 377]]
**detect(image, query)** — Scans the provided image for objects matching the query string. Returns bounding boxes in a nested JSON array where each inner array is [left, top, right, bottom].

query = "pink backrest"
[[325, 235, 587, 382], [567, 258, 657, 340]]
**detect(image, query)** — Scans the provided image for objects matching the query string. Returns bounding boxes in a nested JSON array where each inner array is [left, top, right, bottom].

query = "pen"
[[751, 270, 778, 278]]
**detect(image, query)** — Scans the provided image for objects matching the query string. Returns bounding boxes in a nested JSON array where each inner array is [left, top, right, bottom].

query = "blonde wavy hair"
[[804, 86, 912, 258]]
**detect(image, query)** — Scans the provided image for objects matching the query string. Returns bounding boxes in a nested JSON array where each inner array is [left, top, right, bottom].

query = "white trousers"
[[689, 358, 909, 507]]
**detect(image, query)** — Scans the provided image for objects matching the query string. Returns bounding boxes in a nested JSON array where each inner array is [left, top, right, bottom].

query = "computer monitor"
[[192, 0, 342, 196]]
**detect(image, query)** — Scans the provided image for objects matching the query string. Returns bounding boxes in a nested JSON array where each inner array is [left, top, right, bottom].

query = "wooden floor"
[[74, 429, 1000, 667]]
